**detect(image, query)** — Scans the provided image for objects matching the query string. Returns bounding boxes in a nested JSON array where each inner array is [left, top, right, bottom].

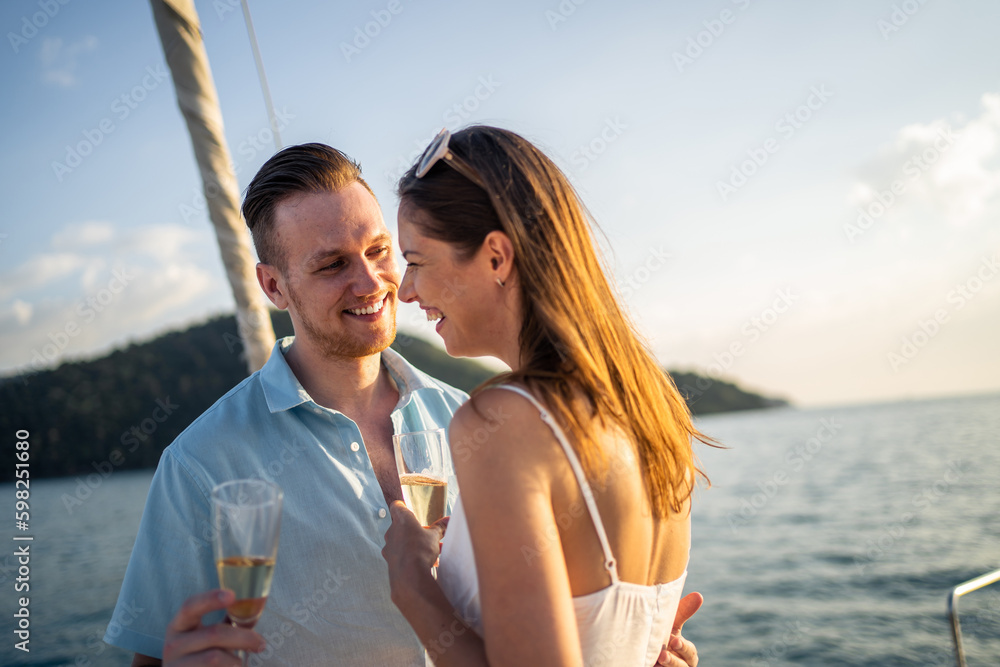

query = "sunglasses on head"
[[415, 129, 486, 188]]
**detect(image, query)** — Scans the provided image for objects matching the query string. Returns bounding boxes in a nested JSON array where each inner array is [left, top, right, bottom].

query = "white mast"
[[149, 0, 276, 372]]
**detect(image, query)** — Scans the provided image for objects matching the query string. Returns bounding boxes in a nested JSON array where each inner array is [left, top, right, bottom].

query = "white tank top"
[[437, 385, 688, 666]]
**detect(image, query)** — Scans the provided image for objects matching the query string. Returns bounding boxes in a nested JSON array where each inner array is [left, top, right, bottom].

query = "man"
[[106, 143, 699, 666]]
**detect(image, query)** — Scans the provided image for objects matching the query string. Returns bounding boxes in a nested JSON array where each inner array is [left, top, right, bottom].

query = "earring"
[[496, 277, 505, 287]]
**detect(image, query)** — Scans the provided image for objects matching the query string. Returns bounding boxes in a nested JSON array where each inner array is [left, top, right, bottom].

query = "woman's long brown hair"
[[398, 126, 712, 517]]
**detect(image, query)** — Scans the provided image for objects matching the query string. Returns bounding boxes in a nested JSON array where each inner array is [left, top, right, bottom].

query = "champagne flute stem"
[[231, 620, 250, 667]]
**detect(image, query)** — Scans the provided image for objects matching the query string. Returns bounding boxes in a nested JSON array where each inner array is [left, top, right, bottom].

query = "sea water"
[[1, 393, 997, 665]]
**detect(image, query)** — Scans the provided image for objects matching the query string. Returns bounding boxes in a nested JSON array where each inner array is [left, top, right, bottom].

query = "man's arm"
[[105, 450, 221, 657]]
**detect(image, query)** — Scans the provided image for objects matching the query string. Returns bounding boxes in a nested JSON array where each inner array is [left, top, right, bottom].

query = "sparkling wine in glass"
[[211, 479, 283, 663], [393, 429, 449, 526]]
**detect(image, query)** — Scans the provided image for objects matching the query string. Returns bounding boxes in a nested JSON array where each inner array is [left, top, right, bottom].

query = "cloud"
[[117, 224, 206, 264], [40, 35, 98, 87], [0, 221, 232, 376], [851, 92, 1000, 227], [0, 251, 92, 301], [10, 300, 33, 326], [51, 220, 115, 249]]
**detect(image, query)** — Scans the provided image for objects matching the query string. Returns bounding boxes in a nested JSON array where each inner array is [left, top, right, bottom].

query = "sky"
[[1, 0, 998, 408]]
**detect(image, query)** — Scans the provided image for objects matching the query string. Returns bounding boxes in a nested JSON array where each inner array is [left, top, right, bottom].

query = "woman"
[[158, 127, 704, 666], [381, 125, 710, 666]]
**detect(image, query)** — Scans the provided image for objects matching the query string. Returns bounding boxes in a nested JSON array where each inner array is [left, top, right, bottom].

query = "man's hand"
[[656, 591, 703, 667], [162, 589, 265, 666]]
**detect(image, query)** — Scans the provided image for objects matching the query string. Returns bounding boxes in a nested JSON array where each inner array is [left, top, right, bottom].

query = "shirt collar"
[[260, 336, 447, 414], [380, 346, 447, 411], [260, 337, 312, 413]]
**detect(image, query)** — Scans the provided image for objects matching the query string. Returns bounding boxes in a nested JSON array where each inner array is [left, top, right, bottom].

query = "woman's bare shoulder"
[[448, 386, 562, 478]]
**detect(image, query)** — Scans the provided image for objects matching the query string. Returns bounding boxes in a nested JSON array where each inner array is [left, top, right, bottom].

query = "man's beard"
[[287, 285, 397, 359]]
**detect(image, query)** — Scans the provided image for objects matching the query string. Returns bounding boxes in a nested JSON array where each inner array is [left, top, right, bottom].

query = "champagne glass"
[[211, 479, 283, 666], [393, 429, 449, 527]]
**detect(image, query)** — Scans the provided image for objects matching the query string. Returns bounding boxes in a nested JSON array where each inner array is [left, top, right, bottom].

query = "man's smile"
[[346, 296, 387, 317]]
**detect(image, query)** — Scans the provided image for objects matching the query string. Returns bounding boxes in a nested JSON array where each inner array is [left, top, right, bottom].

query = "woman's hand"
[[656, 591, 703, 666], [162, 589, 265, 666], [381, 501, 448, 605]]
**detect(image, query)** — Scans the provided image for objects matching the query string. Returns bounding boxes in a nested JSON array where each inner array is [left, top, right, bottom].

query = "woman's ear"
[[483, 230, 515, 284]]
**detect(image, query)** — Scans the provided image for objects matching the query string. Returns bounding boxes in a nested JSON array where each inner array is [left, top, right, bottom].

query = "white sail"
[[150, 0, 275, 372]]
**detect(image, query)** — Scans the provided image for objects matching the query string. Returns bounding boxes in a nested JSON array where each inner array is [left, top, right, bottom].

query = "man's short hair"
[[242, 143, 377, 270]]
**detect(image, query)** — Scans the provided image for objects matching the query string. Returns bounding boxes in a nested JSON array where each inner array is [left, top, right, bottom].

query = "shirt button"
[[350, 442, 360, 452], [378, 508, 387, 518]]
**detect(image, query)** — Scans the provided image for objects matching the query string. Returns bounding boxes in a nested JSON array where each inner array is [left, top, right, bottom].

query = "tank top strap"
[[493, 385, 620, 583]]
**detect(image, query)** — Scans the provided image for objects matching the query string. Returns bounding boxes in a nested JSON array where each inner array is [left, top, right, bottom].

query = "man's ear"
[[483, 230, 515, 284], [257, 263, 289, 310]]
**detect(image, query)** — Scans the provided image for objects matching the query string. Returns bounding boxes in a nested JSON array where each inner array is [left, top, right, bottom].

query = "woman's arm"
[[382, 389, 582, 667], [449, 390, 586, 666], [383, 506, 489, 667]]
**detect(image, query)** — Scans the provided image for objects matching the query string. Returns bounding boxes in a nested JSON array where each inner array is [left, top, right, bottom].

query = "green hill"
[[0, 312, 784, 481], [669, 370, 788, 416]]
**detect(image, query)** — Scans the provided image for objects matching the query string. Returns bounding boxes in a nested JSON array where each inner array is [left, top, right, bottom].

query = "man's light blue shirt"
[[105, 337, 467, 665]]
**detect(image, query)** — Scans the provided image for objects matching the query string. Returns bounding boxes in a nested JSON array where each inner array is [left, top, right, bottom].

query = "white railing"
[[948, 567, 1000, 667]]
